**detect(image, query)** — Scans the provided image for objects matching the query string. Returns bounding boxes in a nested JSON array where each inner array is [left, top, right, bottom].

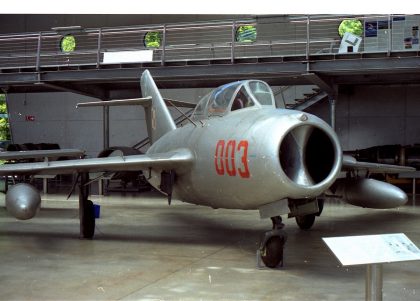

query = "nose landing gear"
[[259, 216, 287, 268]]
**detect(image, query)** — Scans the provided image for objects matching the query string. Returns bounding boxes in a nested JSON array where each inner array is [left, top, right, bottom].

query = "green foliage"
[[0, 95, 10, 141], [0, 102, 6, 114], [338, 19, 363, 38], [60, 35, 76, 52], [236, 25, 257, 43], [0, 118, 10, 140], [144, 32, 162, 48]]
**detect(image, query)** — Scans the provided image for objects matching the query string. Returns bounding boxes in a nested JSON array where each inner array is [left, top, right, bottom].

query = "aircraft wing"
[[0, 148, 193, 176], [342, 155, 416, 174], [0, 149, 85, 160]]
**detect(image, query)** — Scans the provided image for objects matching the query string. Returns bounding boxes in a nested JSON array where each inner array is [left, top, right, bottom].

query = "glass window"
[[191, 93, 211, 121], [248, 81, 274, 106], [144, 31, 162, 48], [236, 25, 257, 43], [208, 82, 241, 116], [231, 86, 254, 111], [60, 35, 76, 52]]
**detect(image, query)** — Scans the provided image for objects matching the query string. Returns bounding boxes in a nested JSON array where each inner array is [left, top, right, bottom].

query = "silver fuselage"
[[146, 107, 342, 209]]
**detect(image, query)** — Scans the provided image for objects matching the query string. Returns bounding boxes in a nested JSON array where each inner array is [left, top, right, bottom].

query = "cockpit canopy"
[[191, 80, 275, 121]]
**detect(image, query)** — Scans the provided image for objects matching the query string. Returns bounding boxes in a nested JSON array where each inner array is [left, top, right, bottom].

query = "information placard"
[[323, 233, 420, 266]]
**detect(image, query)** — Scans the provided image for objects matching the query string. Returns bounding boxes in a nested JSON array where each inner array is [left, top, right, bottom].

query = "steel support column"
[[329, 95, 336, 130], [103, 105, 109, 150]]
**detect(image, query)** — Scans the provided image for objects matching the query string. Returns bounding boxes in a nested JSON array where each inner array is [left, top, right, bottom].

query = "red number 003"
[[214, 139, 250, 178]]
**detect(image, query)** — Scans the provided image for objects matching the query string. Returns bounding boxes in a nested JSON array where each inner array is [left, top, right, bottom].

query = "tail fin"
[[140, 70, 176, 144]]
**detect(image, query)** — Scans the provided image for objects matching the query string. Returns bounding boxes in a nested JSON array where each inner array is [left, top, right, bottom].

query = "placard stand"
[[323, 233, 420, 301], [366, 264, 382, 301]]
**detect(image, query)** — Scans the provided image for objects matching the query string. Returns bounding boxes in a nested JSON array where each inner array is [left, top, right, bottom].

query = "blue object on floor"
[[93, 204, 100, 218]]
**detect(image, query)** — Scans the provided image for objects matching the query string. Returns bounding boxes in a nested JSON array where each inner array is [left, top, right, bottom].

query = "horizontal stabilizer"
[[164, 98, 196, 108], [342, 155, 416, 174], [77, 97, 196, 109], [76, 97, 152, 108]]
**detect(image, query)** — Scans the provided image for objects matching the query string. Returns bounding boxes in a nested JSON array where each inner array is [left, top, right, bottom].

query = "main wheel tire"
[[82, 200, 95, 239], [317, 199, 324, 216], [295, 214, 316, 230], [261, 236, 284, 268]]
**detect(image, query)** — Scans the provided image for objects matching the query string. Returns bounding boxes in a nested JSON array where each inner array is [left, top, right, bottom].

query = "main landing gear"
[[295, 198, 324, 230], [259, 199, 324, 268], [259, 216, 287, 268], [79, 172, 95, 239]]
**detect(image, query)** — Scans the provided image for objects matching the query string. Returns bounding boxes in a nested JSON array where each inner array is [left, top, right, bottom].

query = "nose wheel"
[[259, 216, 287, 268]]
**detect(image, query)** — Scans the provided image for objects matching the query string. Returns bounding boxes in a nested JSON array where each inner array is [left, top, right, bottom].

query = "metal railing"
[[0, 14, 418, 71]]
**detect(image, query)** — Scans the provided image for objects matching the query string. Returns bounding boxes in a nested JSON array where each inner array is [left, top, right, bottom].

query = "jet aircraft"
[[0, 70, 414, 268]]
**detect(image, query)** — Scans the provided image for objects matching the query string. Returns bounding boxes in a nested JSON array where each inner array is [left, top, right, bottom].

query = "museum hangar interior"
[[0, 14, 420, 300]]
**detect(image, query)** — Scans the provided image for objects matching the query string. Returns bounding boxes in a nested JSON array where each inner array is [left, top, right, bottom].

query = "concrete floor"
[[1, 190, 420, 301]]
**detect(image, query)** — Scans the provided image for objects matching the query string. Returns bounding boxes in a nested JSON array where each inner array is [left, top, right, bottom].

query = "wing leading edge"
[[0, 149, 85, 160], [0, 148, 194, 176], [342, 155, 415, 174]]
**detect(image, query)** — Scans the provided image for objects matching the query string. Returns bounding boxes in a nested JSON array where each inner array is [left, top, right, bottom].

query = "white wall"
[[7, 93, 104, 157], [6, 87, 211, 158], [7, 84, 420, 156], [307, 84, 420, 151]]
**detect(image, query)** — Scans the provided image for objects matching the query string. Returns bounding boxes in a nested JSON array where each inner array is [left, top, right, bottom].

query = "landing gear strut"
[[259, 216, 287, 268], [295, 198, 324, 230], [79, 172, 95, 239]]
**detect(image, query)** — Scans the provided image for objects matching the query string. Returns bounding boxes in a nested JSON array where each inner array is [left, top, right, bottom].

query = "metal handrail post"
[[96, 28, 102, 68], [161, 25, 166, 66], [387, 15, 392, 56], [306, 15, 311, 73], [306, 15, 310, 60], [36, 32, 42, 71], [231, 21, 236, 63]]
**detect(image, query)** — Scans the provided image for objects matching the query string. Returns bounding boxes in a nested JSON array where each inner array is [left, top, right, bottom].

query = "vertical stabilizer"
[[140, 70, 176, 144]]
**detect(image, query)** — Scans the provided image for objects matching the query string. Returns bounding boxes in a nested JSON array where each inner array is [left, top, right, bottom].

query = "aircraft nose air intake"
[[279, 124, 338, 188]]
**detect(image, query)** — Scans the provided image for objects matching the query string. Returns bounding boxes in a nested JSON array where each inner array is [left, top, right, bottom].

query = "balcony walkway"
[[0, 15, 419, 99]]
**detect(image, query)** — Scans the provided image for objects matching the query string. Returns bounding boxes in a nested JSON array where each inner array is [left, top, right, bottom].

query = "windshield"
[[248, 81, 275, 106], [208, 82, 241, 116], [191, 92, 211, 121], [191, 80, 275, 121]]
